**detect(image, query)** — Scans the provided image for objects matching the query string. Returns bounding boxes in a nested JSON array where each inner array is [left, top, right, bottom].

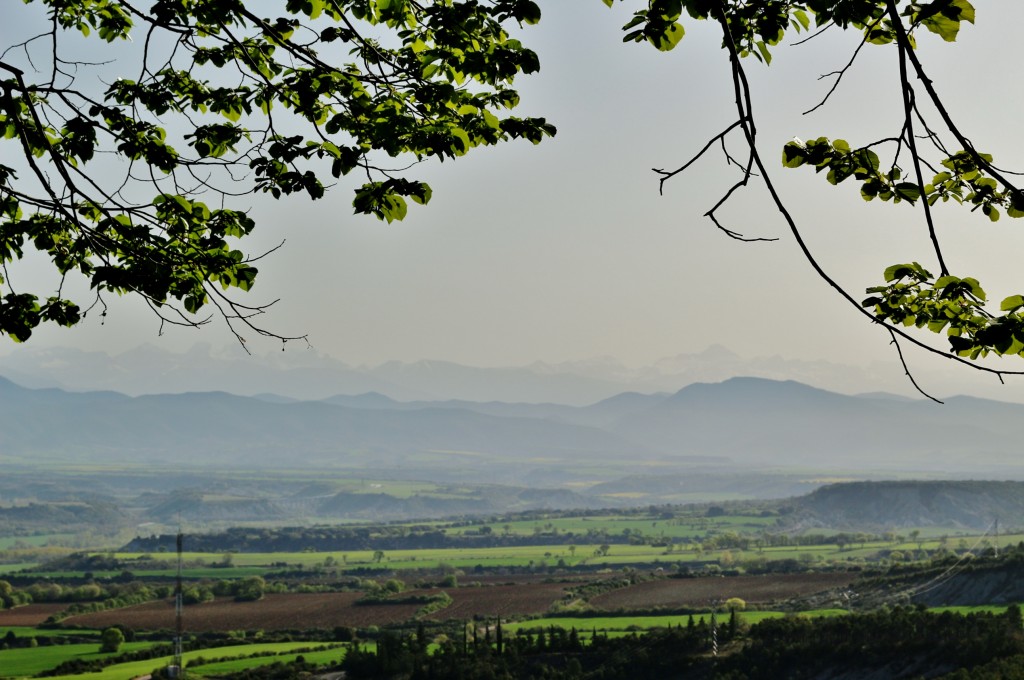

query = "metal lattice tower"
[[171, 531, 184, 678], [710, 611, 718, 657]]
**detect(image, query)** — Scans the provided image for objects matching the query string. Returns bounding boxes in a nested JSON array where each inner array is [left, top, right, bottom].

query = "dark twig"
[[654, 120, 743, 194], [888, 328, 943, 404], [803, 20, 876, 116]]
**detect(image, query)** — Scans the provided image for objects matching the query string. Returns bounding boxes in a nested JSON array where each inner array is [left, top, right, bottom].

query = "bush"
[[100, 627, 124, 654]]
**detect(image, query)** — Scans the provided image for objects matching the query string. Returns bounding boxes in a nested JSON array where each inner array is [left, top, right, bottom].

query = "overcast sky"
[[6, 2, 1024, 397]]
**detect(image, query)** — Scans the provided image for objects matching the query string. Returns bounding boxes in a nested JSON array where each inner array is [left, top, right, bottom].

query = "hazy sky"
[[7, 2, 1024, 394]]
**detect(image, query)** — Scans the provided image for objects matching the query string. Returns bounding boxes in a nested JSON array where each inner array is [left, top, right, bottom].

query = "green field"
[[5, 509, 1014, 583], [187, 644, 357, 676], [93, 545, 686, 575], [446, 514, 777, 540], [0, 642, 155, 678], [0, 627, 98, 638], [0, 535, 76, 550], [47, 530, 1008, 579], [505, 609, 849, 635], [0, 563, 40, 574], [41, 642, 347, 680], [7, 515, 1015, 589]]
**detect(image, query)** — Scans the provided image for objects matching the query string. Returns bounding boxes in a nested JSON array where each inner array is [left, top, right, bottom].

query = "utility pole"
[[169, 530, 184, 678]]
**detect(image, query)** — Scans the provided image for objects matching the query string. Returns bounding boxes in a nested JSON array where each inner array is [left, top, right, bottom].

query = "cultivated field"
[[590, 572, 856, 610], [62, 579, 580, 631], [427, 582, 573, 620], [52, 571, 856, 633], [62, 592, 423, 631], [0, 603, 69, 626]]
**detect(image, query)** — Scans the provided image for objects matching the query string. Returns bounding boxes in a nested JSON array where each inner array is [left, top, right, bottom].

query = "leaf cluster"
[[0, 0, 554, 340], [605, 0, 1024, 385], [864, 264, 1024, 360], [602, 1, 975, 58]]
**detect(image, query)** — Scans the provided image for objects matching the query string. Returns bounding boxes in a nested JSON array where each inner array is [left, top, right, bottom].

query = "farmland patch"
[[0, 603, 68, 627], [590, 573, 856, 610], [62, 593, 424, 631]]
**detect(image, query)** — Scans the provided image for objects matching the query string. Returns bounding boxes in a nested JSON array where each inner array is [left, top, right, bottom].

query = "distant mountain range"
[[0, 343, 940, 404], [1, 373, 1023, 479]]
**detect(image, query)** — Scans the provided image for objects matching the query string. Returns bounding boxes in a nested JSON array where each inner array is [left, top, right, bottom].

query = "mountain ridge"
[[1, 372, 1023, 479]]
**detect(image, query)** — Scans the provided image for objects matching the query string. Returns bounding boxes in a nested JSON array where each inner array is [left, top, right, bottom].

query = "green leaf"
[[649, 22, 684, 51], [1000, 295, 1024, 312], [884, 262, 932, 282], [518, 1, 541, 25], [781, 142, 805, 168], [962, 277, 986, 300], [894, 183, 921, 202], [755, 40, 772, 64], [793, 9, 811, 31]]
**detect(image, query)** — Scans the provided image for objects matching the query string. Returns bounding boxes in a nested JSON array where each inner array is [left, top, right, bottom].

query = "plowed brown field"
[[590, 572, 856, 610], [0, 603, 67, 626], [62, 593, 423, 631], [48, 573, 854, 631], [60, 581, 574, 632], [432, 583, 570, 620]]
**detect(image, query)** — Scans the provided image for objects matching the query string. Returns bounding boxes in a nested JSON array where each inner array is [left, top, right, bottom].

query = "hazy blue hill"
[[371, 358, 629, 405], [611, 377, 887, 464], [0, 376, 648, 468], [0, 374, 128, 403], [250, 393, 300, 404], [854, 391, 917, 401], [316, 390, 670, 428], [315, 484, 601, 520], [5, 372, 1024, 478], [796, 480, 1024, 530], [565, 391, 671, 428], [610, 377, 1010, 471], [319, 392, 577, 422], [143, 492, 291, 522], [320, 392, 405, 409]]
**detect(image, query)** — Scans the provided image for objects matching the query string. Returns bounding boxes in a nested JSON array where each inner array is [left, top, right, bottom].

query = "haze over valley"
[[4, 343, 1024, 533]]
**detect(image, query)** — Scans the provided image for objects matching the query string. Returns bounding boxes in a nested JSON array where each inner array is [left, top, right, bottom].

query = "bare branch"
[[653, 120, 743, 194], [802, 20, 876, 116], [887, 328, 943, 404]]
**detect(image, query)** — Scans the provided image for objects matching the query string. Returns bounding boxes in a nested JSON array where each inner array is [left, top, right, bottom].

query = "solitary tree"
[[1, 0, 553, 343], [99, 626, 124, 654], [724, 596, 746, 612]]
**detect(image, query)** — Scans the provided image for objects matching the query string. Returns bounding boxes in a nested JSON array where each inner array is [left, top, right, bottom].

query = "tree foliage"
[[0, 0, 553, 343], [6, 0, 1022, 393], [602, 0, 1024, 397], [99, 626, 124, 653]]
